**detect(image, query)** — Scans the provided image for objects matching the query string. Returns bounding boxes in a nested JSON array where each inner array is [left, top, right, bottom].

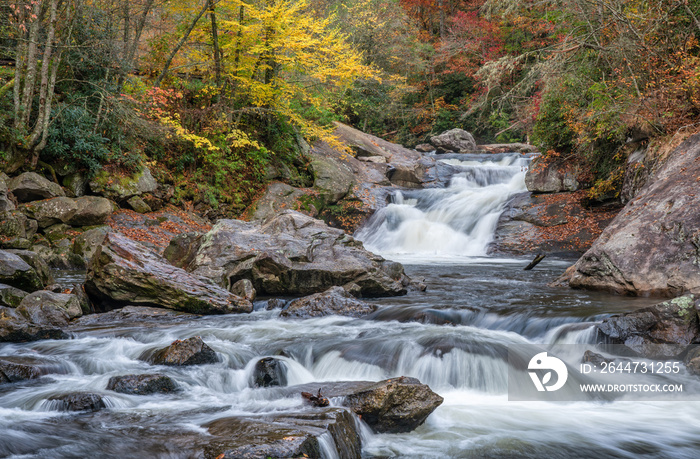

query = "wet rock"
[[430, 128, 477, 153], [0, 249, 45, 291], [414, 143, 435, 152], [290, 376, 444, 433], [266, 298, 287, 310], [0, 283, 29, 307], [8, 172, 65, 202], [72, 226, 111, 265], [47, 392, 106, 412], [106, 374, 178, 395], [280, 286, 377, 319], [68, 196, 114, 226], [147, 336, 218, 366], [7, 249, 54, 286], [309, 151, 355, 203], [127, 196, 152, 214], [525, 156, 579, 193], [581, 350, 614, 366], [204, 408, 360, 459], [0, 356, 66, 383], [183, 211, 410, 297], [0, 173, 15, 212], [386, 163, 427, 189], [85, 232, 252, 314], [569, 133, 700, 296], [597, 295, 699, 358], [252, 357, 288, 387], [231, 279, 256, 301], [0, 305, 69, 342], [88, 166, 158, 200], [18, 290, 83, 322], [19, 197, 78, 228], [71, 306, 193, 330]]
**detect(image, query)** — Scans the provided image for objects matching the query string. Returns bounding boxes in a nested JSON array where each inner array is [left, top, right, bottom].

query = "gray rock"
[[249, 182, 318, 221], [68, 196, 114, 226], [18, 290, 83, 321], [0, 303, 70, 343], [127, 195, 152, 214], [19, 197, 78, 228], [7, 249, 54, 286], [0, 283, 29, 308], [266, 298, 287, 310], [570, 133, 700, 295], [85, 232, 253, 314], [231, 279, 256, 301], [46, 392, 106, 412], [0, 250, 45, 291], [146, 336, 218, 366], [251, 357, 288, 387], [0, 173, 15, 212], [88, 166, 158, 200], [62, 172, 88, 197], [8, 172, 65, 202], [597, 295, 699, 358], [280, 286, 377, 319], [162, 232, 203, 268], [414, 143, 435, 152], [204, 408, 360, 459], [308, 151, 354, 203], [182, 211, 410, 297], [430, 129, 477, 152], [0, 356, 66, 384], [290, 376, 444, 433], [525, 156, 579, 193], [106, 374, 178, 395], [72, 226, 111, 264]]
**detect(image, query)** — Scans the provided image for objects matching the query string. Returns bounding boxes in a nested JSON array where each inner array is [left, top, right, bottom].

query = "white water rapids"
[[2, 152, 700, 458]]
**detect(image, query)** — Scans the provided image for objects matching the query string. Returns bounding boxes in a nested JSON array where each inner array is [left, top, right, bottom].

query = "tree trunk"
[[209, 0, 222, 87], [16, 0, 43, 129]]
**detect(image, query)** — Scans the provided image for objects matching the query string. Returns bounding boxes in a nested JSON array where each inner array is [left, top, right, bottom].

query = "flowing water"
[[2, 153, 699, 458]]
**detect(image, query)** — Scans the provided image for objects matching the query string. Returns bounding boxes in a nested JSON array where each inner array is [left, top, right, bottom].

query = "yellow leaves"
[[226, 129, 261, 149], [160, 115, 220, 152]]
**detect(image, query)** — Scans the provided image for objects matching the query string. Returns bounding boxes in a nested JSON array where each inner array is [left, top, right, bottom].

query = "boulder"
[[146, 336, 218, 366], [163, 232, 203, 269], [290, 376, 443, 433], [0, 250, 45, 291], [414, 143, 435, 153], [181, 211, 409, 297], [308, 151, 354, 203], [0, 283, 29, 307], [72, 226, 111, 264], [46, 392, 106, 412], [569, 133, 700, 295], [8, 172, 65, 202], [127, 196, 152, 214], [204, 408, 360, 459], [248, 182, 318, 221], [18, 290, 83, 321], [280, 286, 377, 319], [88, 166, 158, 200], [266, 298, 287, 310], [429, 129, 477, 153], [19, 197, 78, 228], [0, 173, 15, 211], [85, 232, 253, 314], [62, 172, 88, 197], [67, 196, 114, 226], [597, 295, 699, 358], [251, 357, 288, 387], [106, 374, 178, 395], [386, 163, 427, 189], [7, 249, 54, 286], [524, 156, 579, 193], [0, 356, 67, 384], [231, 279, 256, 301], [0, 305, 69, 342]]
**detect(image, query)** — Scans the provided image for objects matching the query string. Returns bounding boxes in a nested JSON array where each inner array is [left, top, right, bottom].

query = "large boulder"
[[280, 286, 377, 319], [248, 182, 319, 221], [72, 226, 111, 264], [46, 393, 106, 412], [290, 376, 443, 433], [88, 166, 158, 200], [251, 357, 288, 388], [204, 408, 360, 459], [597, 294, 699, 358], [0, 283, 29, 308], [308, 151, 355, 203], [7, 249, 54, 286], [0, 173, 15, 211], [85, 232, 253, 314], [429, 129, 477, 153], [569, 133, 700, 296], [68, 196, 114, 226], [106, 374, 178, 395], [0, 291, 80, 342], [19, 197, 78, 228], [178, 211, 410, 297], [0, 250, 46, 291], [0, 356, 66, 384], [145, 336, 218, 366], [525, 156, 579, 193], [8, 172, 64, 202]]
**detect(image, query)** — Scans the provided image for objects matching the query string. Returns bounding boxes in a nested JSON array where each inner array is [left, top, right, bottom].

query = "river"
[[1, 153, 699, 458]]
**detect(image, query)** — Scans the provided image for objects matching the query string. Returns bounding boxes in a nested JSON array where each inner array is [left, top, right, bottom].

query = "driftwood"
[[524, 254, 546, 271], [301, 389, 329, 407]]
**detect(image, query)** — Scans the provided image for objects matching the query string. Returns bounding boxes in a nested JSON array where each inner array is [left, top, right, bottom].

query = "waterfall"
[[356, 153, 532, 261]]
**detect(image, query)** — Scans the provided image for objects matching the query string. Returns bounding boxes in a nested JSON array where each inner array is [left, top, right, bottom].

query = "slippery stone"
[[429, 128, 477, 153], [106, 374, 178, 395], [180, 211, 410, 297], [280, 286, 377, 319], [525, 155, 579, 193], [251, 357, 288, 387], [46, 392, 106, 412], [0, 356, 67, 384], [8, 172, 65, 202], [0, 283, 29, 308], [0, 250, 45, 292], [146, 336, 218, 366], [85, 232, 253, 314]]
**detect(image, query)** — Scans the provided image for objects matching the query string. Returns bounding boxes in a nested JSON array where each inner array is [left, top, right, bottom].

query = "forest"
[[2, 0, 700, 215]]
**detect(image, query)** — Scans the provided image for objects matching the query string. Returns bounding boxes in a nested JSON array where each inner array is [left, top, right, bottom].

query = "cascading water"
[[2, 151, 699, 458], [357, 153, 531, 260]]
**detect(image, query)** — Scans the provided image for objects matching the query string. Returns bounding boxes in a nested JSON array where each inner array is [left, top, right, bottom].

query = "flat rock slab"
[[85, 232, 252, 314]]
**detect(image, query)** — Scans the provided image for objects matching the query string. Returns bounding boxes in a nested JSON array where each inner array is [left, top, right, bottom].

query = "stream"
[[2, 153, 699, 458]]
